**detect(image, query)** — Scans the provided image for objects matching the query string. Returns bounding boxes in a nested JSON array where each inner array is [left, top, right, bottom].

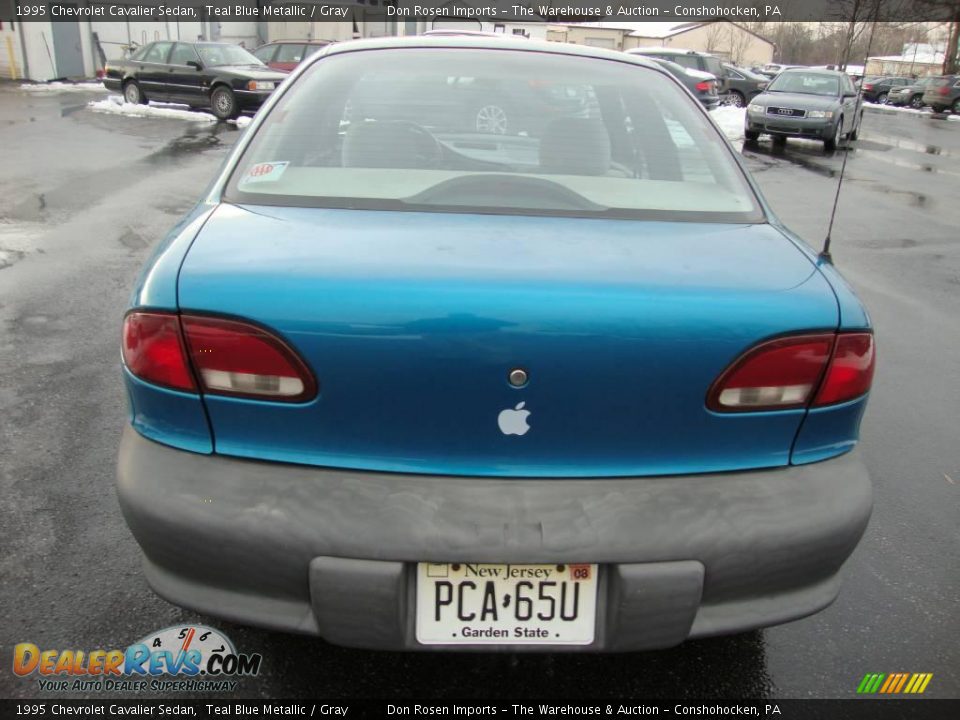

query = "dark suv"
[[922, 75, 960, 113], [860, 76, 911, 104], [638, 56, 720, 110], [627, 48, 727, 93], [888, 77, 935, 108]]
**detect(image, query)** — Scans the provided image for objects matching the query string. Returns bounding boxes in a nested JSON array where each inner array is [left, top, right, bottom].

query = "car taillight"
[[122, 312, 316, 402], [863, 83, 874, 90], [122, 312, 196, 392], [813, 333, 876, 406], [939, 86, 950, 96], [695, 81, 712, 92], [707, 332, 874, 412], [181, 315, 316, 402]]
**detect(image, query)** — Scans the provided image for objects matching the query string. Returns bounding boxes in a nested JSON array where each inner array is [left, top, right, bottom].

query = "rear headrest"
[[538, 118, 611, 176], [342, 121, 424, 169]]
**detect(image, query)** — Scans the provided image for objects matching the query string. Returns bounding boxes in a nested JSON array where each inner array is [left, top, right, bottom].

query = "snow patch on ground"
[[863, 102, 960, 121], [229, 116, 253, 128], [711, 106, 746, 142], [87, 95, 217, 123], [0, 219, 45, 270], [22, 81, 108, 93]]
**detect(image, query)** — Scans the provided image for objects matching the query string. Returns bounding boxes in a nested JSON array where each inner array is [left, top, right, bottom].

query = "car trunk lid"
[[176, 203, 838, 477]]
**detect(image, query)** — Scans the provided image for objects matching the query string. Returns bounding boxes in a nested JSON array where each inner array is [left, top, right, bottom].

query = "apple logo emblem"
[[498, 402, 531, 436]]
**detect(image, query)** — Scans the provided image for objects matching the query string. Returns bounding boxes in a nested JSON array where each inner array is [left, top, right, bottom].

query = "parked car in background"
[[345, 73, 594, 136], [118, 36, 875, 652], [721, 63, 768, 107], [860, 76, 911, 104], [757, 63, 805, 79], [633, 54, 719, 110], [422, 29, 515, 38], [746, 68, 863, 151], [922, 75, 960, 113], [844, 66, 865, 85], [627, 47, 727, 93], [887, 77, 935, 108], [253, 40, 329, 72], [810, 65, 865, 85], [103, 41, 286, 119]]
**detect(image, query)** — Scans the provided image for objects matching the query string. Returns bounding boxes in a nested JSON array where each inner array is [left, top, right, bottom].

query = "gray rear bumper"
[[116, 427, 872, 651]]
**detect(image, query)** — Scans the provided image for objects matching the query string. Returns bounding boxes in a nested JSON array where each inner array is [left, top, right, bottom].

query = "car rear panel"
[[172, 203, 839, 477], [124, 204, 216, 453]]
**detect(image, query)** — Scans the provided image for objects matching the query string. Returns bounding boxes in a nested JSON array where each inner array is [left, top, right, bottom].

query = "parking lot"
[[1, 83, 958, 700]]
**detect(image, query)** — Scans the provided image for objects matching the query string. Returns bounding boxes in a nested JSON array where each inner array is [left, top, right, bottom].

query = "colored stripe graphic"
[[857, 673, 932, 694], [879, 674, 896, 693], [856, 673, 885, 694]]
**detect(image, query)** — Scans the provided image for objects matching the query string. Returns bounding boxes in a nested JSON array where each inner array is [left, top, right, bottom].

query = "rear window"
[[253, 45, 276, 63], [703, 56, 724, 77], [276, 44, 306, 63], [225, 48, 762, 223], [668, 55, 699, 71]]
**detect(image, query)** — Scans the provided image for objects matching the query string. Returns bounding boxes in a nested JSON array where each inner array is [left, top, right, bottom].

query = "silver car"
[[745, 69, 863, 152]]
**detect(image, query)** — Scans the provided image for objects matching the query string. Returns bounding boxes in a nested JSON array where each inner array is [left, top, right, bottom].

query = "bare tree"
[[704, 21, 727, 56], [947, 19, 960, 72], [914, 1, 960, 72], [834, 0, 878, 69], [726, 24, 754, 66]]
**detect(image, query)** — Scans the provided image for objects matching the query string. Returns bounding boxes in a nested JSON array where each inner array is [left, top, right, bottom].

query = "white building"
[[866, 43, 947, 77], [0, 0, 436, 82], [547, 21, 775, 67], [1, 1, 211, 81]]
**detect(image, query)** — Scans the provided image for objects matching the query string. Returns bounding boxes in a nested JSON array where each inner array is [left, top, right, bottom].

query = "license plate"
[[415, 563, 598, 645]]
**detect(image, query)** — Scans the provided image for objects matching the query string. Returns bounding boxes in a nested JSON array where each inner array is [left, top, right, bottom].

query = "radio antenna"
[[820, 1, 883, 264]]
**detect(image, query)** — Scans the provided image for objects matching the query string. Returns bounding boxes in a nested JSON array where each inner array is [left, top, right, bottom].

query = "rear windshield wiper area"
[[403, 174, 608, 213]]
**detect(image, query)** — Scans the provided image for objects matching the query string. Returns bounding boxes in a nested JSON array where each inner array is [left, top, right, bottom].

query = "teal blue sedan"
[[118, 37, 875, 651]]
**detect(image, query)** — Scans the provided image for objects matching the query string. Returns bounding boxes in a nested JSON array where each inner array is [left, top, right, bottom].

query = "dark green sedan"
[[103, 41, 288, 120]]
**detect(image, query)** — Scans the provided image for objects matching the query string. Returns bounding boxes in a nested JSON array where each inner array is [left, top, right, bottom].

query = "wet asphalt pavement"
[[1, 85, 958, 701]]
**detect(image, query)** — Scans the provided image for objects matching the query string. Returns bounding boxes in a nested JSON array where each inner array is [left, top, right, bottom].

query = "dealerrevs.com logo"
[[13, 625, 262, 693]]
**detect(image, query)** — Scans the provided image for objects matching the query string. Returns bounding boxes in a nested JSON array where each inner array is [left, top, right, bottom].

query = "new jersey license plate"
[[415, 563, 598, 645]]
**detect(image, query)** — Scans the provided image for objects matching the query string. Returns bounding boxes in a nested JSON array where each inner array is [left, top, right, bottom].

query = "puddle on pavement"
[[858, 133, 952, 157], [145, 122, 238, 164], [742, 142, 841, 178], [0, 248, 26, 270], [0, 219, 45, 270], [59, 104, 88, 118], [743, 125, 960, 182], [742, 138, 940, 210], [4, 122, 237, 222], [871, 186, 930, 208], [860, 152, 959, 178]]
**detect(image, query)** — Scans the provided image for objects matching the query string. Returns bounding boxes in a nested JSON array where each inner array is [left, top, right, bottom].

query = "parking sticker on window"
[[244, 161, 289, 184]]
